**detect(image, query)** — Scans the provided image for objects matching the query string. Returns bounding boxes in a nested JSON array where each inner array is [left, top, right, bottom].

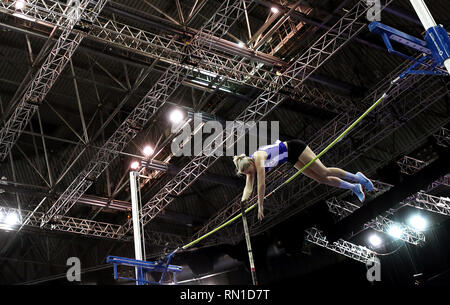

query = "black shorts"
[[286, 140, 307, 164]]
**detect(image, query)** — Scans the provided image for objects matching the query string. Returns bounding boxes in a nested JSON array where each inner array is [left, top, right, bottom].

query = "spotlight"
[[271, 7, 279, 14], [409, 215, 427, 231], [143, 145, 154, 157], [368, 233, 382, 247], [238, 41, 245, 48], [130, 161, 140, 170], [5, 212, 19, 226], [387, 224, 404, 239], [15, 0, 26, 10], [169, 109, 184, 124]]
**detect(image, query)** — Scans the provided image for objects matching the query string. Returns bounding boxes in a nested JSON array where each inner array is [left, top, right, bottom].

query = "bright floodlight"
[[271, 7, 279, 14], [169, 109, 184, 124], [130, 161, 140, 170], [409, 215, 427, 231], [387, 224, 404, 239], [143, 145, 154, 157], [368, 233, 382, 247], [5, 212, 19, 226], [15, 0, 26, 10]]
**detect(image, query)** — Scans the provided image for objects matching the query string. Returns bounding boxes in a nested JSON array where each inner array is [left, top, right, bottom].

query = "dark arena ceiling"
[[0, 0, 449, 287]]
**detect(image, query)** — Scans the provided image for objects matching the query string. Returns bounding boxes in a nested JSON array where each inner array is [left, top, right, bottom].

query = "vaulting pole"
[[240, 200, 258, 285]]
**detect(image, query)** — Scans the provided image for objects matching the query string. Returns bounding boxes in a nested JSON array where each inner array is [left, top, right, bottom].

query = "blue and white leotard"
[[250, 140, 288, 172]]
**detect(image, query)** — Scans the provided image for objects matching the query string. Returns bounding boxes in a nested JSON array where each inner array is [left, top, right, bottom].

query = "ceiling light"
[[271, 7, 279, 14], [387, 224, 404, 239], [368, 233, 382, 247], [130, 161, 140, 170], [143, 145, 154, 157], [409, 215, 427, 231], [15, 0, 26, 10], [5, 212, 19, 226], [169, 109, 184, 124]]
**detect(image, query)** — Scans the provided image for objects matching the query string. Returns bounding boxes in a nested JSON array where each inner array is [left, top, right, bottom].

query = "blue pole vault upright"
[[106, 255, 183, 285], [409, 0, 450, 74], [369, 0, 450, 77], [106, 172, 182, 285]]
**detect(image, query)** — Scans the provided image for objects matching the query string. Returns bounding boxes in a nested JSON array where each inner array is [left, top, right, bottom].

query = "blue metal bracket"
[[369, 21, 449, 77], [369, 21, 431, 57], [425, 25, 450, 66], [106, 255, 183, 285]]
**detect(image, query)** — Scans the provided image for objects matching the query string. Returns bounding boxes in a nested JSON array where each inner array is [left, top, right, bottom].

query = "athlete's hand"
[[257, 206, 264, 220]]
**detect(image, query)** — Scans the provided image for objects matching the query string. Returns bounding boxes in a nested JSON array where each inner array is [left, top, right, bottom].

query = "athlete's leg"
[[295, 160, 343, 188], [294, 160, 330, 184], [296, 147, 366, 202], [298, 146, 373, 191]]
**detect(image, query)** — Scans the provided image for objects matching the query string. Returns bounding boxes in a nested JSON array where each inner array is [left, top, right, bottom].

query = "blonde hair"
[[233, 154, 254, 175]]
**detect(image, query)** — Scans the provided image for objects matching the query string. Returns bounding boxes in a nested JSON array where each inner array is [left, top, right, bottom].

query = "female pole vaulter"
[[233, 140, 374, 220]]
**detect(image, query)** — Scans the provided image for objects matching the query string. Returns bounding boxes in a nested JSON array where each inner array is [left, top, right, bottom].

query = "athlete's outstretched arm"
[[255, 159, 266, 220], [241, 173, 254, 202]]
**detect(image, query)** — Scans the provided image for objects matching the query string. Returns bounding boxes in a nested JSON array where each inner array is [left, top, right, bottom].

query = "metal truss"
[[397, 156, 429, 175], [403, 192, 450, 217], [42, 0, 250, 223], [0, 0, 354, 113], [197, 0, 254, 40], [43, 61, 185, 220], [428, 174, 450, 190], [0, 0, 108, 161], [326, 198, 425, 246], [304, 227, 376, 264], [90, 15, 353, 112], [2, 205, 126, 239], [434, 127, 450, 147], [257, 8, 312, 56], [0, 0, 76, 26], [0, 205, 187, 246], [134, 0, 385, 234], [143, 228, 188, 250], [0, 0, 106, 24]]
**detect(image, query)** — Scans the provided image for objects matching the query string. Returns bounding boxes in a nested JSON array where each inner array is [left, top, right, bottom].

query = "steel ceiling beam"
[[41, 0, 254, 224], [0, 0, 108, 161]]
